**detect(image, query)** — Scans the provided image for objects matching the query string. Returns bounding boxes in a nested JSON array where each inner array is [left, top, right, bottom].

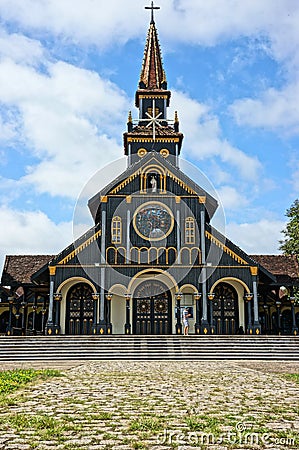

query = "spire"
[[139, 2, 167, 90]]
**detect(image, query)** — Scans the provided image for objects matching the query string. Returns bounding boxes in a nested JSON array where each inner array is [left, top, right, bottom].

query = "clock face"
[[134, 202, 173, 241]]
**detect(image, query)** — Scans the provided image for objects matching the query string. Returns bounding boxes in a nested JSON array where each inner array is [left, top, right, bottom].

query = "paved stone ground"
[[0, 360, 298, 449]]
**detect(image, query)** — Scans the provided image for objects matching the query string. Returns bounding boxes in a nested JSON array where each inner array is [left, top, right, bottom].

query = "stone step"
[[0, 336, 298, 361]]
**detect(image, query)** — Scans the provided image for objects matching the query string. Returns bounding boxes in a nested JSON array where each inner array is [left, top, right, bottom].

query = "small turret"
[[127, 111, 133, 132], [174, 111, 179, 132]]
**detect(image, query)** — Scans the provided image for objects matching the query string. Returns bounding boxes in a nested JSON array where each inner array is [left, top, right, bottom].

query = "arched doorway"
[[133, 280, 172, 335], [212, 282, 239, 335], [65, 283, 94, 335]]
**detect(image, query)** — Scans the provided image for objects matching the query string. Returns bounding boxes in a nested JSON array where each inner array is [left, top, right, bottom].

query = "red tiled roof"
[[139, 20, 166, 89], [250, 255, 299, 279], [1, 255, 54, 286]]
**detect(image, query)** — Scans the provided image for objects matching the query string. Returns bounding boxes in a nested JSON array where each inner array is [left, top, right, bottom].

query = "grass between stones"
[[0, 368, 61, 395], [0, 363, 298, 449]]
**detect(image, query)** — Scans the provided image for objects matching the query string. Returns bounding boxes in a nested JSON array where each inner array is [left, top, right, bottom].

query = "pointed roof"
[[139, 18, 166, 90]]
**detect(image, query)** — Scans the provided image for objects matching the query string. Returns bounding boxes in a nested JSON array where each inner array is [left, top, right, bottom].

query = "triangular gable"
[[88, 151, 218, 221], [206, 224, 276, 281], [31, 226, 102, 283]]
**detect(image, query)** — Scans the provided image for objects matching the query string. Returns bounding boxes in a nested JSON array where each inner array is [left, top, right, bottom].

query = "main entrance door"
[[133, 280, 172, 334], [212, 282, 239, 334], [66, 283, 94, 335]]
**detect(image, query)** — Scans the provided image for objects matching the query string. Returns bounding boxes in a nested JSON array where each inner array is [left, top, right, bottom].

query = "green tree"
[[279, 199, 299, 255]]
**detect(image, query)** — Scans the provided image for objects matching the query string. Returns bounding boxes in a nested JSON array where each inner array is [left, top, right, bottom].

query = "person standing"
[[182, 307, 191, 335]]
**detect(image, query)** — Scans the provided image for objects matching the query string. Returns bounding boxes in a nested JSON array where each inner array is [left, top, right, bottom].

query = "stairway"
[[0, 335, 299, 361]]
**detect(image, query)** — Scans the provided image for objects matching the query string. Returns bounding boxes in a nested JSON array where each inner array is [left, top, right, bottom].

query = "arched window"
[[185, 217, 195, 244], [111, 216, 122, 244]]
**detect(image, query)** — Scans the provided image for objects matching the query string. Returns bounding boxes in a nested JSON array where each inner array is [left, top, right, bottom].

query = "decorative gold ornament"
[[49, 266, 56, 276], [137, 148, 147, 158], [160, 148, 169, 158], [54, 293, 62, 301]]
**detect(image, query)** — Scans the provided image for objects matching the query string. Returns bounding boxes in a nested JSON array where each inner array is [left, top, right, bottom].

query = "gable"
[[206, 225, 276, 281], [88, 151, 218, 223]]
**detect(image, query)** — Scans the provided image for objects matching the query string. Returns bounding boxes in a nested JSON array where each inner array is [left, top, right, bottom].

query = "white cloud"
[[0, 30, 44, 65], [0, 0, 145, 48], [0, 206, 72, 272], [216, 186, 248, 210], [226, 219, 285, 254], [0, 55, 129, 198], [170, 90, 262, 180], [1, 0, 298, 68], [230, 82, 299, 135], [0, 116, 17, 143]]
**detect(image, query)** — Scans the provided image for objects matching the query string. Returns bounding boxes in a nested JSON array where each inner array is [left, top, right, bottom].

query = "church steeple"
[[124, 2, 183, 166], [139, 12, 167, 90]]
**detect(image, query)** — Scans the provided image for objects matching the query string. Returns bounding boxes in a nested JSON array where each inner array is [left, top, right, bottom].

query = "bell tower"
[[124, 1, 183, 166]]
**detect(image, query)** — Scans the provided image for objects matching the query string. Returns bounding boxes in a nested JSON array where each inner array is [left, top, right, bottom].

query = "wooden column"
[[200, 208, 209, 334], [251, 267, 261, 334], [45, 266, 56, 335]]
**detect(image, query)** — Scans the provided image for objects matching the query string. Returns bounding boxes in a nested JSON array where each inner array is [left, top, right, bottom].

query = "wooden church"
[[1, 4, 299, 337]]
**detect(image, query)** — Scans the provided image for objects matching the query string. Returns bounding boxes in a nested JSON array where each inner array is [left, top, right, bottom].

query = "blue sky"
[[0, 0, 298, 272]]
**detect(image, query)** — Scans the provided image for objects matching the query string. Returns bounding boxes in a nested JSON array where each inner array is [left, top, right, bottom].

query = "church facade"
[[1, 9, 299, 337]]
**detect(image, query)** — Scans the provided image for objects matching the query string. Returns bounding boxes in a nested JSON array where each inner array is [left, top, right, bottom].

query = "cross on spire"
[[145, 1, 160, 24]]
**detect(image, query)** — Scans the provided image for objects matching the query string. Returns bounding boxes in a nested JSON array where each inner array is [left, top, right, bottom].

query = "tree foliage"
[[279, 199, 299, 255]]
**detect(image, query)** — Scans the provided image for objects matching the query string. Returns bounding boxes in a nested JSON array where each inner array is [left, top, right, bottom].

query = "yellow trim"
[[210, 277, 251, 294], [101, 196, 108, 203], [107, 283, 127, 297], [180, 247, 202, 265], [106, 246, 127, 264], [250, 266, 258, 276], [180, 284, 198, 293], [110, 157, 200, 198], [49, 266, 56, 276], [111, 169, 142, 194], [167, 169, 198, 195], [141, 164, 166, 193], [205, 231, 248, 265], [54, 264, 252, 269], [127, 137, 180, 143], [185, 217, 195, 245], [143, 164, 166, 175], [58, 229, 102, 265], [128, 268, 178, 295], [138, 94, 169, 99], [56, 277, 97, 294], [111, 216, 122, 245], [198, 196, 206, 204], [175, 196, 181, 203]]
